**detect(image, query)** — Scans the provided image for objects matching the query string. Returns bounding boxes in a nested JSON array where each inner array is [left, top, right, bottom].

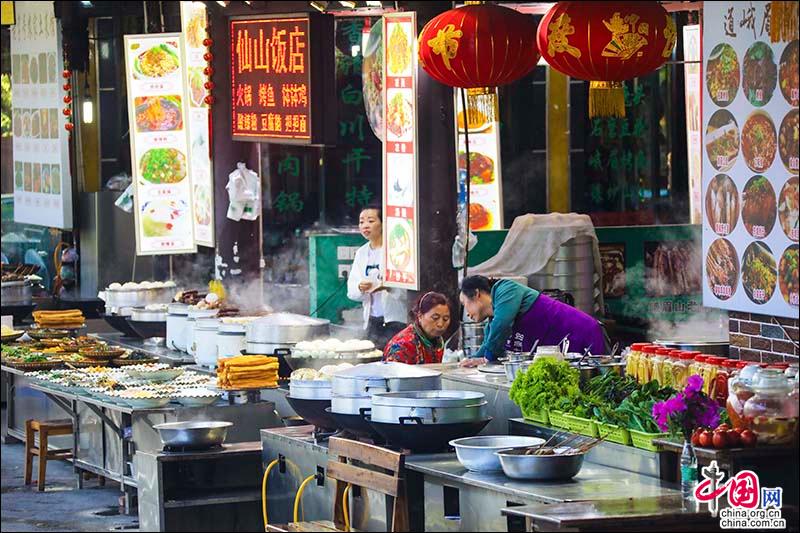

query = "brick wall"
[[729, 312, 799, 363]]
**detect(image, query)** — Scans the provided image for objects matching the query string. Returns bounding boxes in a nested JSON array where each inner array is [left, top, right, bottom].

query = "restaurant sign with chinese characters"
[[229, 13, 335, 144], [382, 12, 419, 290]]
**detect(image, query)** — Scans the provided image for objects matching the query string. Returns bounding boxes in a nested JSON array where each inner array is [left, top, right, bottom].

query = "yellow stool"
[[24, 419, 74, 491]]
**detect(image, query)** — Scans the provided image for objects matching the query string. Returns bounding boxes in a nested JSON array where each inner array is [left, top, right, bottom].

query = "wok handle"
[[358, 407, 372, 421], [399, 416, 423, 426], [274, 348, 292, 356]]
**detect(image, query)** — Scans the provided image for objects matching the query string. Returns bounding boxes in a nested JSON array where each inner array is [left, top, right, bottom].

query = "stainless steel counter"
[[260, 425, 680, 532]]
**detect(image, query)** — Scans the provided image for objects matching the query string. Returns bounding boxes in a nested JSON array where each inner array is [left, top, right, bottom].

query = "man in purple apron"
[[458, 276, 607, 366]]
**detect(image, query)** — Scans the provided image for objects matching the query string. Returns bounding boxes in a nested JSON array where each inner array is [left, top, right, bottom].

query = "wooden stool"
[[24, 419, 74, 491], [268, 437, 409, 532]]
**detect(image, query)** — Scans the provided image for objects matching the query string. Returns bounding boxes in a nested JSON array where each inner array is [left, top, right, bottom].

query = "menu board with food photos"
[[180, 2, 214, 248], [10, 1, 73, 229], [124, 33, 196, 256], [702, 2, 798, 318], [455, 90, 504, 232], [382, 12, 419, 290]]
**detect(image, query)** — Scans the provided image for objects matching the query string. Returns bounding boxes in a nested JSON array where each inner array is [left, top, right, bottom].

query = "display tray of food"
[[26, 328, 72, 341], [1, 325, 25, 343], [217, 355, 278, 390], [32, 310, 86, 330], [78, 345, 127, 360], [286, 338, 383, 371]]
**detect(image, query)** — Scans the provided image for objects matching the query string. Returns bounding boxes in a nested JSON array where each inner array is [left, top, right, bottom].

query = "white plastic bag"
[[226, 162, 261, 221], [114, 184, 134, 213]]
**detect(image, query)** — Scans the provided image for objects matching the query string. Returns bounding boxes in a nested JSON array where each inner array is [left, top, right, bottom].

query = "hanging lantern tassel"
[[589, 81, 626, 118], [770, 1, 799, 43], [465, 87, 498, 125]]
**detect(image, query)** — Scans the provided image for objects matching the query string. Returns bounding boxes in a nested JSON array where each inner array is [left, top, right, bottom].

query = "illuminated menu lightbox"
[[229, 13, 335, 145]]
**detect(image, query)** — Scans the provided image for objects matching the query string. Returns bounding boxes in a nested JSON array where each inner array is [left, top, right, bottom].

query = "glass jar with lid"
[[727, 364, 760, 428], [651, 348, 672, 386], [704, 357, 725, 397], [690, 354, 708, 382], [626, 343, 649, 379], [673, 352, 696, 390], [638, 345, 657, 384], [660, 350, 683, 388], [743, 369, 799, 445], [714, 359, 739, 406]]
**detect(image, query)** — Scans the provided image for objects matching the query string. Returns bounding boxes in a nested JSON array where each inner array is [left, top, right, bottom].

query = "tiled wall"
[[729, 312, 799, 363]]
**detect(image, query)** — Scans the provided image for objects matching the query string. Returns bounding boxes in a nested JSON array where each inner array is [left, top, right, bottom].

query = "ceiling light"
[[310, 1, 328, 12], [80, 1, 93, 6], [216, 1, 229, 7], [366, 1, 381, 6], [339, 1, 357, 7]]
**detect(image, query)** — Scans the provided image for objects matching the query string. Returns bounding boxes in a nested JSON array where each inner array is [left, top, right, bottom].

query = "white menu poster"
[[702, 2, 798, 318], [684, 25, 703, 225], [180, 2, 214, 248], [10, 1, 73, 229], [455, 89, 504, 231], [382, 12, 419, 290], [124, 33, 196, 255]]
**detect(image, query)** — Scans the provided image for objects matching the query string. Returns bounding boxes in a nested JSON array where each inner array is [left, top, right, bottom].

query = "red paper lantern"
[[204, 95, 215, 105], [65, 122, 74, 132], [62, 70, 72, 79], [538, 1, 676, 116], [418, 4, 540, 89], [204, 81, 215, 90], [203, 52, 214, 62], [63, 95, 72, 104], [63, 108, 72, 116], [203, 38, 214, 47], [62, 83, 72, 91], [204, 66, 215, 76]]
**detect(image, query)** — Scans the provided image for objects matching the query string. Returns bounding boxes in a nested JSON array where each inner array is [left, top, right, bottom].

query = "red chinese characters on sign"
[[231, 17, 311, 140]]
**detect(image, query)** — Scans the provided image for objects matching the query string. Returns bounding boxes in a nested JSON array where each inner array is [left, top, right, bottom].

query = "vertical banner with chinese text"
[[124, 33, 196, 255], [702, 2, 798, 318], [382, 12, 419, 290], [11, 1, 73, 229], [181, 2, 214, 247]]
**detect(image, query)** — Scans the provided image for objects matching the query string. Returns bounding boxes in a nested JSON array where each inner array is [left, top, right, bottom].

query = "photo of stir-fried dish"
[[742, 175, 777, 239], [362, 22, 383, 141], [743, 41, 777, 107], [706, 238, 739, 300], [134, 96, 183, 132], [469, 203, 491, 231], [706, 43, 740, 106], [387, 23, 410, 75], [705, 174, 739, 236], [459, 152, 495, 185], [134, 43, 180, 79], [741, 112, 777, 173], [779, 109, 799, 172], [386, 92, 413, 138], [185, 7, 206, 49], [779, 40, 799, 106], [779, 176, 799, 242], [779, 245, 799, 307], [705, 110, 740, 172], [388, 220, 412, 270], [139, 148, 187, 184], [742, 242, 777, 304]]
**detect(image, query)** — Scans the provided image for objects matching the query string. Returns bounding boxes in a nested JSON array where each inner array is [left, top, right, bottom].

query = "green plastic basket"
[[595, 421, 632, 445], [564, 414, 599, 437], [548, 410, 570, 429], [522, 407, 550, 425], [629, 429, 669, 452]]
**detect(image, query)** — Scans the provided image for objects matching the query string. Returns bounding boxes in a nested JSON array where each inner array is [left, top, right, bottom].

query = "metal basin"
[[450, 436, 545, 472], [504, 360, 532, 382], [152, 421, 233, 449], [370, 391, 487, 424], [654, 339, 729, 357], [496, 447, 585, 480], [1, 281, 32, 305], [246, 313, 330, 344]]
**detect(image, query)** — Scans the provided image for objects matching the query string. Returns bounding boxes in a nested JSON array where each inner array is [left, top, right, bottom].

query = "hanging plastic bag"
[[226, 162, 261, 221]]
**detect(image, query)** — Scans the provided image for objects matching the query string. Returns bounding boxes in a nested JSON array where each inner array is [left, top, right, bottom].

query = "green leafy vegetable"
[[509, 358, 581, 416]]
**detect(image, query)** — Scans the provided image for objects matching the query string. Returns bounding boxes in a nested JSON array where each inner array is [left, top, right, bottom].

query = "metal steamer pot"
[[654, 339, 730, 357], [370, 391, 487, 424], [166, 303, 189, 351], [246, 314, 330, 345], [330, 395, 372, 415], [101, 286, 175, 309], [1, 280, 32, 305], [331, 372, 442, 397], [289, 379, 333, 401]]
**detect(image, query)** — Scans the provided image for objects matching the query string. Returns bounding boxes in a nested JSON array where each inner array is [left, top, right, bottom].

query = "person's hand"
[[459, 357, 487, 368], [358, 280, 374, 293]]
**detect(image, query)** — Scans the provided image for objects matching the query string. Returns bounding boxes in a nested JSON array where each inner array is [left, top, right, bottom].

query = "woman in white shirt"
[[347, 206, 407, 350]]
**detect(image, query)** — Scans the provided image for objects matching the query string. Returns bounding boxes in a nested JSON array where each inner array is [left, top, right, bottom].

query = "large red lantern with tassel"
[[418, 3, 540, 121], [538, 1, 676, 116]]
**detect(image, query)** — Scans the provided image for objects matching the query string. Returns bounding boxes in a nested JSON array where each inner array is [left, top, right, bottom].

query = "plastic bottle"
[[680, 440, 698, 505], [638, 345, 657, 384], [690, 354, 708, 381], [626, 343, 648, 380]]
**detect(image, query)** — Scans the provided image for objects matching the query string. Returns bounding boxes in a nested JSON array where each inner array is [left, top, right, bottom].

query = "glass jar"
[[786, 364, 799, 381], [704, 357, 725, 397], [714, 359, 738, 406], [652, 348, 672, 386], [638, 345, 657, 384], [660, 350, 683, 388], [626, 343, 648, 379], [727, 367, 755, 429], [743, 369, 799, 445], [690, 354, 708, 382], [673, 352, 695, 390]]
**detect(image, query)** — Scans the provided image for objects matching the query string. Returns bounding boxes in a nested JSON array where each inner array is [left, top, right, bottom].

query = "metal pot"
[[370, 391, 487, 424], [450, 436, 545, 473], [152, 421, 233, 449], [496, 448, 585, 480], [217, 331, 247, 360], [330, 395, 372, 415], [130, 307, 168, 322], [1, 281, 32, 305], [166, 303, 189, 351], [289, 379, 333, 400], [101, 286, 175, 309], [504, 360, 532, 382], [246, 313, 330, 345], [461, 321, 486, 358], [654, 339, 729, 357], [193, 318, 220, 367], [332, 372, 441, 397]]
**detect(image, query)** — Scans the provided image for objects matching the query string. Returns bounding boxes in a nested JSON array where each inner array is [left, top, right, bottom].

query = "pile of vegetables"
[[509, 359, 581, 416], [1, 345, 49, 363]]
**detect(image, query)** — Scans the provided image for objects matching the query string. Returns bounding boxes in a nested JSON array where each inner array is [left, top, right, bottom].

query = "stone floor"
[[1, 408, 139, 532]]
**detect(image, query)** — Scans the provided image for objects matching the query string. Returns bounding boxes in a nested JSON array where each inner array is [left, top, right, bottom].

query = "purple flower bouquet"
[[652, 375, 721, 440]]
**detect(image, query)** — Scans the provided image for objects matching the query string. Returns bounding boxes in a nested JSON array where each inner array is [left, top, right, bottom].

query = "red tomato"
[[713, 431, 728, 449], [740, 430, 758, 448], [733, 427, 745, 434], [726, 429, 741, 447], [716, 423, 731, 432], [698, 430, 714, 448], [691, 428, 703, 446]]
